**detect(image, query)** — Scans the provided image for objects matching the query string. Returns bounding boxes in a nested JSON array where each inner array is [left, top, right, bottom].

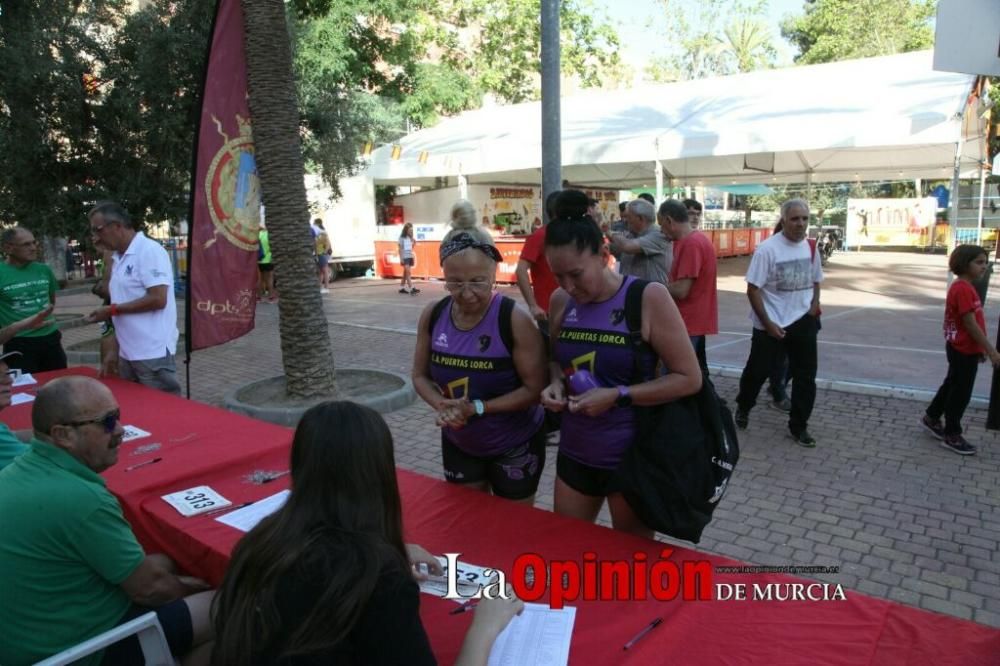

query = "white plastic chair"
[[34, 611, 174, 666]]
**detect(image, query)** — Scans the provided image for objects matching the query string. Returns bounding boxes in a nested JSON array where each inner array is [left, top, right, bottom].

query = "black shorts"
[[402, 257, 414, 267], [3, 330, 67, 373], [101, 598, 193, 665], [442, 428, 545, 500], [258, 262, 274, 272], [556, 452, 621, 497]]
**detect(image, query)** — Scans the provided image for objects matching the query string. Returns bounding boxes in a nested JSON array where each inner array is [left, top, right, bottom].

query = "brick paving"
[[52, 276, 1000, 629]]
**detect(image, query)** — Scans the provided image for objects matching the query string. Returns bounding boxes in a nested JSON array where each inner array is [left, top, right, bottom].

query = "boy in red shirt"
[[922, 245, 1000, 455]]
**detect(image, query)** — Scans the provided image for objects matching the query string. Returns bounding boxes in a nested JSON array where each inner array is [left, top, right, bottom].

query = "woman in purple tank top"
[[412, 201, 547, 504], [541, 191, 702, 537]]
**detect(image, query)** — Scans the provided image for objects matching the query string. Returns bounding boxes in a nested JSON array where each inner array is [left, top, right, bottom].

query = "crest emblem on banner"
[[205, 113, 261, 250]]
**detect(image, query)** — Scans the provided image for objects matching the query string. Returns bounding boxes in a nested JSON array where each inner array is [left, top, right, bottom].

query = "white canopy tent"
[[366, 51, 987, 190]]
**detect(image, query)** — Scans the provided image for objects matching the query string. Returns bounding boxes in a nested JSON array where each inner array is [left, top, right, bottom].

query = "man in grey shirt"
[[609, 199, 671, 284]]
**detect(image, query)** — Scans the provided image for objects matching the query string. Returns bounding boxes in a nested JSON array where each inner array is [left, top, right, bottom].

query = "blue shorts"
[[101, 598, 192, 665], [402, 257, 415, 267]]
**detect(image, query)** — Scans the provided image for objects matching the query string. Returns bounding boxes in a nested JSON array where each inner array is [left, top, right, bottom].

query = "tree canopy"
[[645, 0, 778, 82], [781, 0, 936, 65], [0, 0, 623, 237]]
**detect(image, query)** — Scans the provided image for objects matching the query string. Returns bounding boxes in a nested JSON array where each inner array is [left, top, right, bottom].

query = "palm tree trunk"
[[241, 0, 336, 397]]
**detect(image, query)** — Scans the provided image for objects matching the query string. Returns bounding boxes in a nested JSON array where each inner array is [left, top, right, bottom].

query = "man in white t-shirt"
[[85, 202, 181, 395], [735, 198, 823, 447]]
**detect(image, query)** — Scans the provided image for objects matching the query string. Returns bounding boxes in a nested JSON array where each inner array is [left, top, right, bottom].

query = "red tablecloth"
[[6, 370, 999, 665]]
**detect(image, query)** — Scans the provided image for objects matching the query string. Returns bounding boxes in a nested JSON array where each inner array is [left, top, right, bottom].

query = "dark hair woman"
[[212, 401, 522, 665], [541, 213, 703, 538], [398, 222, 419, 294]]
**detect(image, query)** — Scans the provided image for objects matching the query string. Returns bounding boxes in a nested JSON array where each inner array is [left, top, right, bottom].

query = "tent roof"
[[367, 51, 986, 188]]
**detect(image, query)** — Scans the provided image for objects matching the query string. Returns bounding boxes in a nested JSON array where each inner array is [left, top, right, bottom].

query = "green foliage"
[[781, 0, 936, 64], [1, 0, 625, 235], [430, 0, 622, 103], [0, 0, 211, 238], [0, 0, 130, 236], [647, 0, 778, 81], [91, 0, 214, 232]]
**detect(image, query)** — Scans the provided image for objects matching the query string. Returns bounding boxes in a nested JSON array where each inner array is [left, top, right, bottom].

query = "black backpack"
[[613, 279, 740, 543]]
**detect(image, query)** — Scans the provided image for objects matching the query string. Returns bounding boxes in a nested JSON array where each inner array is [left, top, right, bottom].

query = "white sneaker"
[[320, 288, 330, 294]]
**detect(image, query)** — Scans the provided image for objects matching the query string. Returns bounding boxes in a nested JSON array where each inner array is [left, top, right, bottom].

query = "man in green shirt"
[[0, 226, 67, 372], [0, 376, 214, 665]]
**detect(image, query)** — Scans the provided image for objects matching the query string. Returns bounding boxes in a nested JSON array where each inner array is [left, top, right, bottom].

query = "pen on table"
[[204, 501, 254, 517], [623, 617, 663, 651], [124, 457, 162, 472], [261, 470, 290, 483], [449, 600, 478, 615]]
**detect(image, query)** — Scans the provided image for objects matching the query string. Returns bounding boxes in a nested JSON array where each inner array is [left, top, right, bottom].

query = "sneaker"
[[920, 414, 945, 441], [320, 288, 330, 294], [940, 434, 976, 456], [789, 429, 817, 448], [735, 409, 749, 429], [399, 288, 410, 294], [769, 397, 792, 412], [411, 287, 421, 294]]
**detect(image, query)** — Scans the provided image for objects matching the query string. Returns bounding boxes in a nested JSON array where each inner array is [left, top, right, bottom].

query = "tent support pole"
[[949, 138, 963, 262], [540, 0, 561, 220], [655, 160, 664, 206], [977, 164, 987, 245], [458, 173, 468, 200]]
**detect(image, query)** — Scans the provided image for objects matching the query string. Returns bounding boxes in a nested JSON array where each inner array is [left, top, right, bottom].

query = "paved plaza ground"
[[54, 250, 1000, 628]]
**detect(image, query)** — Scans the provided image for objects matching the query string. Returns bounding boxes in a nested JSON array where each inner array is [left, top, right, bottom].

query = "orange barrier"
[[376, 239, 524, 282], [376, 229, 766, 282]]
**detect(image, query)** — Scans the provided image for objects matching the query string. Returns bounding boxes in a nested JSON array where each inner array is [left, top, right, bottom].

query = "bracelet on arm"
[[109, 303, 119, 317]]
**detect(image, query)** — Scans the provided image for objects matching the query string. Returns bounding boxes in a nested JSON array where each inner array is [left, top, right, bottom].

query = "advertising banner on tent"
[[188, 0, 259, 351], [846, 198, 939, 249]]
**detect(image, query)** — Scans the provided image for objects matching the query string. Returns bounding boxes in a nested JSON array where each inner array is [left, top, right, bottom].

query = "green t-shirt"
[[0, 261, 58, 337], [0, 421, 28, 470], [259, 229, 272, 264], [0, 439, 145, 665]]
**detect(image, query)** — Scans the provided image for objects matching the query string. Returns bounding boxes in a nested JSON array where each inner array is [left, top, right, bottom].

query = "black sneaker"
[[920, 415, 945, 441], [399, 288, 410, 294], [411, 287, 421, 294], [789, 429, 817, 448], [735, 409, 749, 429], [940, 434, 976, 456]]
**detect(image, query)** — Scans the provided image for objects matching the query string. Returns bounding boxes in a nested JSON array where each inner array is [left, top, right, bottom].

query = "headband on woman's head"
[[439, 232, 502, 265]]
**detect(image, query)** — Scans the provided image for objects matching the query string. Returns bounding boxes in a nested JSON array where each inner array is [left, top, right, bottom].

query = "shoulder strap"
[[624, 278, 651, 382], [428, 295, 514, 353], [428, 296, 451, 335], [499, 296, 515, 353], [624, 278, 649, 338]]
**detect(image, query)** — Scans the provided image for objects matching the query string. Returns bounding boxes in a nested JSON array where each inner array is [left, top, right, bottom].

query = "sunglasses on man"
[[60, 408, 121, 434]]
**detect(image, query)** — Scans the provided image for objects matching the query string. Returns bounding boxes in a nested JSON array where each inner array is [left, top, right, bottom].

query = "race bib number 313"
[[162, 486, 231, 517]]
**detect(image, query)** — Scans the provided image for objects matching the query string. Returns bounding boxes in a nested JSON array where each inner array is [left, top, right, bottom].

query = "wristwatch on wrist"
[[615, 386, 632, 408], [472, 399, 485, 416]]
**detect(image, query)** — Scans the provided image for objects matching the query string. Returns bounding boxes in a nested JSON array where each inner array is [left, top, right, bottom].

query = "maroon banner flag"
[[187, 0, 259, 351]]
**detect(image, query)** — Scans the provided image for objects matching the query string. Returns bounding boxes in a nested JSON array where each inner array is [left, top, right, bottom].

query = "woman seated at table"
[[412, 200, 547, 504], [541, 191, 703, 537], [211, 401, 523, 665]]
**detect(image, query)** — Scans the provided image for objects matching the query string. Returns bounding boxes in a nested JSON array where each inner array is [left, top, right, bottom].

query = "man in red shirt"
[[516, 191, 562, 333], [659, 199, 718, 377]]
